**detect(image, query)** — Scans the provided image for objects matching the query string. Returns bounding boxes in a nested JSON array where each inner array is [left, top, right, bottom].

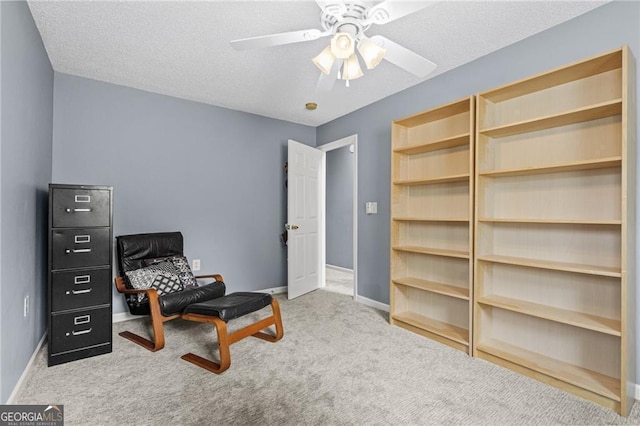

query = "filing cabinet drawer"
[[51, 228, 110, 270], [50, 307, 111, 354], [51, 188, 110, 228], [51, 268, 111, 312]]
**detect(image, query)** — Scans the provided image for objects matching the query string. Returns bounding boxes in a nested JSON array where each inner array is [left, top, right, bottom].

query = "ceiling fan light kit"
[[230, 0, 437, 90]]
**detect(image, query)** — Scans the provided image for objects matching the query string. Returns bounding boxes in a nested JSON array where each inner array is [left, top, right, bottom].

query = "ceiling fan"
[[229, 0, 437, 90]]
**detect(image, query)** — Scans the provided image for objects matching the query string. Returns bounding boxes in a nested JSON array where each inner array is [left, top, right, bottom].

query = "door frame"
[[318, 134, 358, 298]]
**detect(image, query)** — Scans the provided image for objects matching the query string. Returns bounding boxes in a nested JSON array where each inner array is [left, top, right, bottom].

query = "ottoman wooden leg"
[[181, 316, 231, 374], [252, 299, 284, 342]]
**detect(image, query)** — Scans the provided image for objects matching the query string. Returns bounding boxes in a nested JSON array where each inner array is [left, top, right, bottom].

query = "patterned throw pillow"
[[125, 261, 184, 302], [143, 255, 199, 289]]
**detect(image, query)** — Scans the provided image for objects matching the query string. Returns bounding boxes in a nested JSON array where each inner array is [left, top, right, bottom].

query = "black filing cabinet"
[[48, 184, 113, 366]]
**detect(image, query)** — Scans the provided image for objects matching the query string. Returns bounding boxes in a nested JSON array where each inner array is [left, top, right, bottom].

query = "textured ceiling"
[[28, 1, 607, 127]]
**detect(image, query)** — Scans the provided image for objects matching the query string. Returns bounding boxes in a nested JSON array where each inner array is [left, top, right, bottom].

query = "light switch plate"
[[365, 202, 378, 215]]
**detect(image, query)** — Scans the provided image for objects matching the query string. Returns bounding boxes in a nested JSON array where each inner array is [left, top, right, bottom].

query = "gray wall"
[[52, 73, 315, 315], [0, 1, 53, 403], [317, 0, 640, 305], [326, 145, 353, 269]]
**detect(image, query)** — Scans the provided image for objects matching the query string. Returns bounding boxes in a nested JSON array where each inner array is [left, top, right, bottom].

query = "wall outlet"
[[24, 295, 29, 317], [192, 259, 201, 271]]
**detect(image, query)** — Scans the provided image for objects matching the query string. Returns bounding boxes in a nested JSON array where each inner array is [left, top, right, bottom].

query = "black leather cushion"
[[158, 281, 226, 316], [183, 292, 272, 321], [116, 232, 184, 277], [127, 302, 151, 316]]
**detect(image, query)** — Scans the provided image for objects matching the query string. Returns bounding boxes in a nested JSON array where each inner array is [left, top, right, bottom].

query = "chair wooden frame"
[[113, 273, 224, 352], [181, 298, 284, 374]]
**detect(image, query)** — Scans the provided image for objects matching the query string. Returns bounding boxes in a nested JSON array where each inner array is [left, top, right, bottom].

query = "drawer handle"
[[71, 288, 92, 295], [74, 195, 91, 203], [65, 248, 92, 254], [74, 315, 91, 325], [74, 275, 91, 284], [65, 208, 92, 213], [71, 328, 92, 336]]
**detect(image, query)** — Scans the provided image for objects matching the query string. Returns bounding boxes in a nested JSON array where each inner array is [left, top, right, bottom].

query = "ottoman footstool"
[[181, 292, 284, 374]]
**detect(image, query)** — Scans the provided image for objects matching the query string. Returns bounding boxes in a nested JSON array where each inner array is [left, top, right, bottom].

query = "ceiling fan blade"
[[230, 29, 330, 50], [316, 59, 343, 92], [315, 0, 347, 16], [370, 35, 436, 77], [366, 0, 436, 25]]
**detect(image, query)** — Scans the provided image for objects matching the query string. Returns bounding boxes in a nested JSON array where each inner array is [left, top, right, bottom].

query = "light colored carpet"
[[13, 290, 640, 425], [325, 266, 353, 296]]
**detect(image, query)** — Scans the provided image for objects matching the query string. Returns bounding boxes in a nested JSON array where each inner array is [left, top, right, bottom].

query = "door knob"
[[285, 224, 299, 230]]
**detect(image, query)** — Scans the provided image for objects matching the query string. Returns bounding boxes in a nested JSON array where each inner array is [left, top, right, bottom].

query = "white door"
[[287, 140, 323, 299]]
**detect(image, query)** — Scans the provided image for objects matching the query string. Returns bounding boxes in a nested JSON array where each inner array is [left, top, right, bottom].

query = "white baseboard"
[[326, 264, 354, 274], [260, 286, 287, 295], [7, 332, 47, 404], [113, 311, 138, 323], [355, 295, 389, 312]]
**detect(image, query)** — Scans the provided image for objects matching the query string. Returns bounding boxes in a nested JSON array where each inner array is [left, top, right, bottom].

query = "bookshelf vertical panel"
[[621, 45, 636, 416]]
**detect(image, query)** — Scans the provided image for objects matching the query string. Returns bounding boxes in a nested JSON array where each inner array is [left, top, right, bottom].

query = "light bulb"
[[337, 35, 350, 49], [330, 32, 355, 59]]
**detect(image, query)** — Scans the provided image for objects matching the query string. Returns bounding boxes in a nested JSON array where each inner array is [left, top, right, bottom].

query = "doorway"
[[319, 135, 357, 298]]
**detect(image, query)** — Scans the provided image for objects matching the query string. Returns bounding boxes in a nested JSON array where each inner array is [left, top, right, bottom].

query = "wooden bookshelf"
[[390, 96, 474, 354], [474, 46, 635, 415]]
